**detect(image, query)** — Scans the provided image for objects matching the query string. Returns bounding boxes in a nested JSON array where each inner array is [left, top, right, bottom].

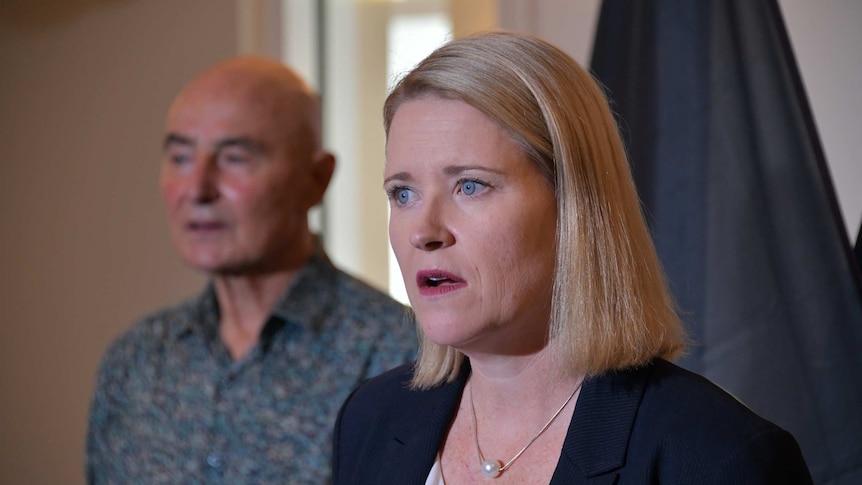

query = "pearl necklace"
[[469, 377, 583, 478]]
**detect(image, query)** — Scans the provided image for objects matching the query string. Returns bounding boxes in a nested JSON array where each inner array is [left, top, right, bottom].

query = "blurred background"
[[0, 1, 859, 483]]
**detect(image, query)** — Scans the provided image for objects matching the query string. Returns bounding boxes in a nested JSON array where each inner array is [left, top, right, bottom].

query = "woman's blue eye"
[[391, 188, 416, 204], [460, 179, 487, 196], [386, 186, 414, 204], [462, 181, 476, 195]]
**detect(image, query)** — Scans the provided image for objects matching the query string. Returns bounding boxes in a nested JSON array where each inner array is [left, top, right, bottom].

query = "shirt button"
[[207, 452, 223, 468]]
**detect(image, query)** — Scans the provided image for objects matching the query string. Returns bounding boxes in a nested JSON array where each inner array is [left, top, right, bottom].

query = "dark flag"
[[856, 222, 861, 274], [590, 1, 862, 483]]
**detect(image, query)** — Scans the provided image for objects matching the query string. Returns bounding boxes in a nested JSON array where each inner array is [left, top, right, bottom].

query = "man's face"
[[161, 86, 322, 275]]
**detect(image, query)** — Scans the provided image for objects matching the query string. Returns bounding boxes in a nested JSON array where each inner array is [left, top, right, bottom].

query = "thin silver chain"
[[469, 376, 583, 476]]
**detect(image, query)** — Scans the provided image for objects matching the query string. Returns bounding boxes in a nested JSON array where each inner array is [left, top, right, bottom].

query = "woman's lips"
[[416, 269, 467, 296]]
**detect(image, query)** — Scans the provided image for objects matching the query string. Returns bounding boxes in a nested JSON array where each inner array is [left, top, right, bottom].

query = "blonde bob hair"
[[384, 31, 685, 389]]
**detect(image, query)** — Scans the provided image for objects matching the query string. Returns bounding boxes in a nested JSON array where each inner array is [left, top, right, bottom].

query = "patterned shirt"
[[86, 250, 416, 484]]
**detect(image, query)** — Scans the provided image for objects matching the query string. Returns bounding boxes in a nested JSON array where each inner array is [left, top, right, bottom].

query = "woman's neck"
[[465, 346, 583, 421]]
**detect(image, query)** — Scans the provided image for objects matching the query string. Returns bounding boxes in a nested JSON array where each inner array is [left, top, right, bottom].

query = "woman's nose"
[[408, 203, 455, 251]]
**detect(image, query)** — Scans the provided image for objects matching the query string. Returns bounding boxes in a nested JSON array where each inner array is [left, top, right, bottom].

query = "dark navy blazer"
[[333, 358, 812, 484]]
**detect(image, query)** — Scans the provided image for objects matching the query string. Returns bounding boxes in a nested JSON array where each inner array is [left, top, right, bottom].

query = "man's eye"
[[222, 153, 248, 165], [168, 153, 191, 165]]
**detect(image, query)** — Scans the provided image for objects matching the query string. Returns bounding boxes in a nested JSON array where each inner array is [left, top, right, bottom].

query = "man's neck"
[[213, 268, 300, 361]]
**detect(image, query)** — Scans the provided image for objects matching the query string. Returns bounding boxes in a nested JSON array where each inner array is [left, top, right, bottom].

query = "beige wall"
[[0, 1, 234, 483]]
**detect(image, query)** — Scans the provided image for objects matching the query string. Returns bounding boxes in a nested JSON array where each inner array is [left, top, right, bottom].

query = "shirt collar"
[[268, 245, 338, 332], [171, 244, 339, 343], [170, 283, 219, 341]]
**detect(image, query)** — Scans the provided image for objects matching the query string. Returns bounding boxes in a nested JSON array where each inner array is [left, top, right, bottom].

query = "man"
[[86, 57, 415, 484]]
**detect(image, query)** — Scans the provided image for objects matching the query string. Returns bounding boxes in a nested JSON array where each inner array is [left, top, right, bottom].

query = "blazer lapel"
[[551, 363, 653, 484], [362, 361, 653, 484], [381, 364, 470, 484]]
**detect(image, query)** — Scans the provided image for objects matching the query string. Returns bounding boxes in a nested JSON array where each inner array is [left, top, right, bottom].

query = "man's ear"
[[309, 151, 336, 205]]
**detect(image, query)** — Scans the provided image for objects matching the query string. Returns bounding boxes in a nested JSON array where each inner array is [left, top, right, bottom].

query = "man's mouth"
[[187, 221, 225, 230], [185, 220, 228, 236]]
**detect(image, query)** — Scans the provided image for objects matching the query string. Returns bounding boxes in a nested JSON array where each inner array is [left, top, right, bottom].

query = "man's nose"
[[408, 200, 455, 251], [187, 156, 219, 203]]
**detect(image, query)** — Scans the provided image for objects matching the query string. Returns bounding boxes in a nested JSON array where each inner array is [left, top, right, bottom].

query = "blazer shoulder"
[[633, 360, 812, 483], [333, 363, 419, 484], [341, 363, 417, 418], [333, 363, 467, 485], [643, 360, 779, 434], [335, 363, 417, 451]]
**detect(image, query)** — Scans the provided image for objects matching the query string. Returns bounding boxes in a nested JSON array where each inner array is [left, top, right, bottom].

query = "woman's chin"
[[419, 320, 477, 349]]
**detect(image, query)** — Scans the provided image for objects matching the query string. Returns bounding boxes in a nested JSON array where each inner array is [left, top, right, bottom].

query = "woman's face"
[[384, 97, 558, 356]]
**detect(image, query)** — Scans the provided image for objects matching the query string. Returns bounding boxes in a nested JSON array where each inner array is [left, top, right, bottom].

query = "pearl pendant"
[[481, 459, 502, 478]]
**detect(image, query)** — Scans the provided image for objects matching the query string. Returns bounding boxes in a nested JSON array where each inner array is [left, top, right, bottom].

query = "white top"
[[424, 454, 445, 485]]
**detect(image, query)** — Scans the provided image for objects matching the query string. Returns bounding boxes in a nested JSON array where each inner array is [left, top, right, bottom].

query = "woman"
[[333, 31, 812, 484]]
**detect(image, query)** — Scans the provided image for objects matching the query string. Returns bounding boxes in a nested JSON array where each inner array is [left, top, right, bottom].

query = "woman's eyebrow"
[[383, 172, 412, 185], [443, 165, 504, 176]]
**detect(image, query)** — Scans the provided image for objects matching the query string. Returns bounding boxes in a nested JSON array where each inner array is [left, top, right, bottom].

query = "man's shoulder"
[[100, 295, 200, 362], [322, 268, 418, 374], [323, 266, 413, 325]]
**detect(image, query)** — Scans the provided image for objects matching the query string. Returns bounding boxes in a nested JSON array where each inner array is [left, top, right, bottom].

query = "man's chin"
[[183, 258, 270, 278], [178, 251, 238, 275]]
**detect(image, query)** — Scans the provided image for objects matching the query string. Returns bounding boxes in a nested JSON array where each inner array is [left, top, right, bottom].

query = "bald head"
[[160, 57, 335, 275], [169, 56, 323, 152]]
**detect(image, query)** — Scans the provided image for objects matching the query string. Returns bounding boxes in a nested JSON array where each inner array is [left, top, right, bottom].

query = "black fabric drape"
[[590, 1, 862, 483], [856, 221, 862, 274]]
